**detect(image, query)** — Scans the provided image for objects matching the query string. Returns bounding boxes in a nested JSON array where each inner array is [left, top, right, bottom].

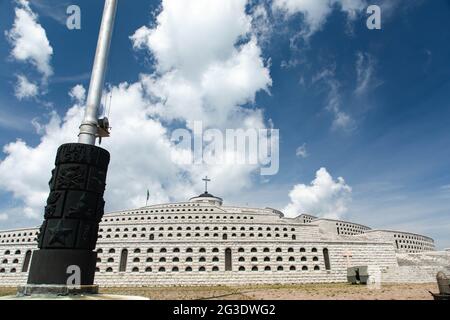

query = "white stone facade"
[[0, 193, 445, 287]]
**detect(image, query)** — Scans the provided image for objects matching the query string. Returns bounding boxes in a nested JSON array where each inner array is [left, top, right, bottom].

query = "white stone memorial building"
[[0, 189, 448, 287]]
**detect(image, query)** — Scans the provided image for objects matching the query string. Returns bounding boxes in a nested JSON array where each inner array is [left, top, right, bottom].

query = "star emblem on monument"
[[48, 220, 73, 246]]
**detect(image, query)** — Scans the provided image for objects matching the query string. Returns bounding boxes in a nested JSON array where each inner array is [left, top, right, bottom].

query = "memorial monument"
[[18, 0, 118, 296]]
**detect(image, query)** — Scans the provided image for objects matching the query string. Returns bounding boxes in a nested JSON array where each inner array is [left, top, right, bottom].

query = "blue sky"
[[0, 0, 449, 249]]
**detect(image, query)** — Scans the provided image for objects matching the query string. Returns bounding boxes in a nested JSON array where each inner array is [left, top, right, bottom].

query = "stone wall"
[[381, 266, 450, 283], [0, 240, 401, 287], [381, 251, 450, 283], [92, 240, 399, 287], [396, 251, 450, 266], [1, 245, 447, 287]]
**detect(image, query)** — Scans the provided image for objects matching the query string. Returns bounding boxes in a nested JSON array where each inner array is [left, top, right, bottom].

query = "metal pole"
[[78, 0, 118, 145]]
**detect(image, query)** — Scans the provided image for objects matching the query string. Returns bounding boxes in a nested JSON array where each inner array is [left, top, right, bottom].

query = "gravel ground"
[[0, 283, 438, 300]]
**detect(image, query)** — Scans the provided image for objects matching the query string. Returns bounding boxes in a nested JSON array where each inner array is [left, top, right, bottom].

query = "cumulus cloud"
[[5, 0, 53, 79], [131, 0, 271, 129], [14, 74, 38, 100], [0, 0, 273, 220], [0, 106, 79, 219], [272, 0, 367, 38], [131, 0, 252, 76], [283, 167, 352, 218], [69, 84, 86, 104]]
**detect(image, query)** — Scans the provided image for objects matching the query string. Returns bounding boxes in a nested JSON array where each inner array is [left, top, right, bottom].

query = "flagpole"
[[78, 0, 118, 145]]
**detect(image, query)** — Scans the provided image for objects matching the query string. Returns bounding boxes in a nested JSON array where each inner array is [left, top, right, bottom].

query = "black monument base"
[[430, 293, 450, 301], [27, 249, 97, 286]]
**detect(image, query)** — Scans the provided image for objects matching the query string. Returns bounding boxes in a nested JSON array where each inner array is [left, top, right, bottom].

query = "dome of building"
[[189, 176, 223, 206], [189, 191, 223, 206]]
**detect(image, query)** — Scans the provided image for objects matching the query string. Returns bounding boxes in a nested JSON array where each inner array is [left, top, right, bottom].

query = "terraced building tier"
[[0, 192, 448, 287]]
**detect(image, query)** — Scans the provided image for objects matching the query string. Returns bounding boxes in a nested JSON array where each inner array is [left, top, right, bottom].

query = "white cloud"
[[0, 107, 78, 219], [273, 0, 333, 36], [5, 0, 53, 79], [0, 213, 8, 221], [31, 0, 69, 25], [283, 167, 352, 218], [313, 67, 355, 131], [31, 118, 45, 134], [250, 3, 272, 45], [140, 38, 271, 129], [0, 0, 273, 221], [69, 84, 86, 104], [355, 51, 381, 95], [272, 0, 366, 38], [312, 52, 380, 131], [332, 111, 353, 131], [131, 0, 252, 77], [131, 0, 271, 129], [14, 74, 38, 100], [295, 143, 308, 158]]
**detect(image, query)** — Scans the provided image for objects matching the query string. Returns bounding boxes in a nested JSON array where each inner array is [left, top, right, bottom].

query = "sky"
[[0, 0, 449, 249]]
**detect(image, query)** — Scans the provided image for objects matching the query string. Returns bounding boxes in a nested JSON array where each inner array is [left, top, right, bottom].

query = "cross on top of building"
[[202, 176, 211, 193]]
